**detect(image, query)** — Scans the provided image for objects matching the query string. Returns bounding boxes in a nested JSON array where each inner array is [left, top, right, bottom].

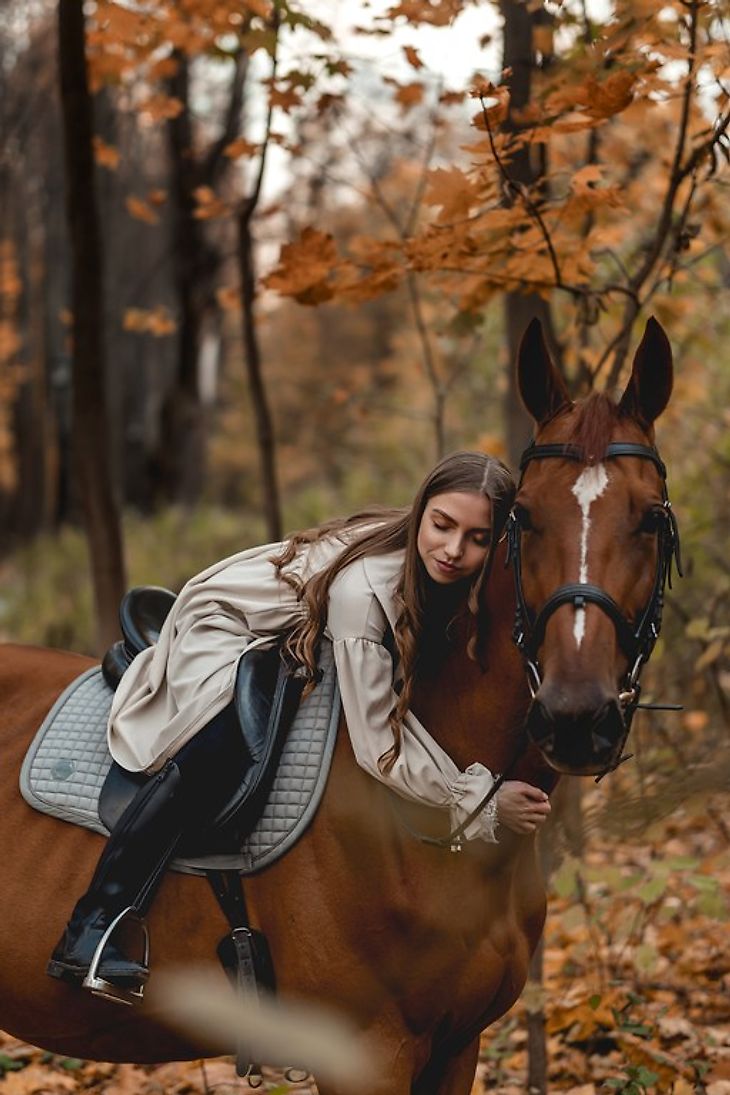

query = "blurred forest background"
[[0, 0, 729, 1091]]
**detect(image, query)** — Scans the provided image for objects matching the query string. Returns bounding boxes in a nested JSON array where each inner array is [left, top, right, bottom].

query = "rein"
[[390, 735, 525, 853], [506, 440, 683, 776]]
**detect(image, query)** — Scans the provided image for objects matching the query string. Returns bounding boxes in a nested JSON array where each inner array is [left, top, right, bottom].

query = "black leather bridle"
[[506, 441, 683, 762]]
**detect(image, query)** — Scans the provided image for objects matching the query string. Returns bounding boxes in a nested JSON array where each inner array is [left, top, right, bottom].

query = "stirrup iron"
[[82, 907, 150, 1006]]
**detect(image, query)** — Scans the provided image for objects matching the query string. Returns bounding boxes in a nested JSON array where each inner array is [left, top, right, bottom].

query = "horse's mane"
[[556, 391, 623, 464]]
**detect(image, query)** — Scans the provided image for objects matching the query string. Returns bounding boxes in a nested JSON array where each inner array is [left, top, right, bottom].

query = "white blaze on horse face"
[[570, 463, 609, 648]]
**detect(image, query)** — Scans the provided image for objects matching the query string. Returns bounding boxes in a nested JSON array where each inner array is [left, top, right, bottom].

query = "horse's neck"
[[411, 549, 554, 789], [411, 557, 520, 770]]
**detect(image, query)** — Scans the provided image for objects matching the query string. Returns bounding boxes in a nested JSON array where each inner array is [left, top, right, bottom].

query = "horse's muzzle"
[[525, 688, 626, 775]]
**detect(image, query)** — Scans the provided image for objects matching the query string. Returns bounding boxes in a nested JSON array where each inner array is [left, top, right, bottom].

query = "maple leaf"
[[224, 138, 260, 160], [424, 166, 481, 221], [471, 84, 510, 129], [439, 89, 466, 107], [386, 0, 461, 28], [384, 79, 425, 113], [263, 227, 338, 304], [270, 85, 303, 111], [585, 69, 637, 119]]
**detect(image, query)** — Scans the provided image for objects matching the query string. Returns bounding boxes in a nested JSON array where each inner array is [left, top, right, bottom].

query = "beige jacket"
[[108, 538, 498, 842]]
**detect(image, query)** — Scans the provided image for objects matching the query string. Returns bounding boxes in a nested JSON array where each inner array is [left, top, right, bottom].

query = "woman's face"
[[417, 490, 492, 585]]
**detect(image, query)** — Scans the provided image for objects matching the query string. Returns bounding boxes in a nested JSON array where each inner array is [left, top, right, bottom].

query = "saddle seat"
[[99, 586, 304, 858]]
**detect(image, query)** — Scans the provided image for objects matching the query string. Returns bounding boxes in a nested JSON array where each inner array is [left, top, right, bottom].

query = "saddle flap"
[[98, 645, 306, 852]]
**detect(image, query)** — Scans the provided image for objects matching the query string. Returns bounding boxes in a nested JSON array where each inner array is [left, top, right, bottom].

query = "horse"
[[0, 318, 677, 1094]]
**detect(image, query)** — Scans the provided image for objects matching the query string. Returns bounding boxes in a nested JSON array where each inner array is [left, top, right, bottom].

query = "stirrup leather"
[[82, 906, 150, 1006]]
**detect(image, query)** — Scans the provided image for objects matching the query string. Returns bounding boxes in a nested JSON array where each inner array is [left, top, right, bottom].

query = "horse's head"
[[510, 317, 680, 776]]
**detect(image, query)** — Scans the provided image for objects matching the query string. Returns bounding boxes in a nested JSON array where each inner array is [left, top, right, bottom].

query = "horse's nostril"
[[591, 731, 612, 754]]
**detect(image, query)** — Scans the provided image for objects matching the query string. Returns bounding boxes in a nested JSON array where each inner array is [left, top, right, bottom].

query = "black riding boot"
[[47, 758, 183, 987], [47, 701, 250, 992]]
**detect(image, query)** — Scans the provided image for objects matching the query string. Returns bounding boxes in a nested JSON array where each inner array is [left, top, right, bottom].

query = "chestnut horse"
[[0, 320, 676, 1094]]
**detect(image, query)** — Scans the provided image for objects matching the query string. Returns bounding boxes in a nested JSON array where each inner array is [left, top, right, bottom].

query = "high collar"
[[361, 550, 405, 634]]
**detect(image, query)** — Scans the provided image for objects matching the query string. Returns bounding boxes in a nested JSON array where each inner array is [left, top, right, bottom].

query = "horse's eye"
[[638, 507, 665, 534], [513, 504, 534, 531]]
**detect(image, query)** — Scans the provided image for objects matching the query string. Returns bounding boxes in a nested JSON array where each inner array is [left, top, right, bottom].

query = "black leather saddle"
[[98, 587, 305, 855], [101, 586, 177, 690]]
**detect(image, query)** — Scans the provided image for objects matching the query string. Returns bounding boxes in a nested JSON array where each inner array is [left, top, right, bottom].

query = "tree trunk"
[[499, 4, 558, 1089], [238, 205, 282, 541], [58, 0, 126, 652], [500, 0, 558, 472], [155, 52, 208, 507]]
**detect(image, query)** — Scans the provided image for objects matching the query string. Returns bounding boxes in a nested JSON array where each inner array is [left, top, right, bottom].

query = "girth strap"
[[208, 869, 275, 1083]]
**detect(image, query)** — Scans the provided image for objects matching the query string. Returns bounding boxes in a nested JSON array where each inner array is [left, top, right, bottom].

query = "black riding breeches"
[[171, 702, 252, 831]]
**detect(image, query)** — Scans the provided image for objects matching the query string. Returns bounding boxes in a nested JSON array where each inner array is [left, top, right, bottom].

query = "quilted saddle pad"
[[19, 641, 341, 875]]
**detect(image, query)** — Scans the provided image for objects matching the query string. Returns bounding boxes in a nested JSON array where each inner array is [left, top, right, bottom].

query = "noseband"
[[506, 441, 683, 768]]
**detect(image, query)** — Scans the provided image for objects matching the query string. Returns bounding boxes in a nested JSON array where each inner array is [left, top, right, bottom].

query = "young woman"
[[48, 450, 551, 992]]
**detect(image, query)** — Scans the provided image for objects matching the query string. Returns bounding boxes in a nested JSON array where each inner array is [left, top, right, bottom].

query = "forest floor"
[[1, 788, 728, 1094]]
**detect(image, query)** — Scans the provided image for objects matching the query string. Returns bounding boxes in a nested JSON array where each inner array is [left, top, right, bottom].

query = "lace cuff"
[[450, 762, 500, 844]]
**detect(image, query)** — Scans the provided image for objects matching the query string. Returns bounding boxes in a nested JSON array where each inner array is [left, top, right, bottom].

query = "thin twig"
[[240, 7, 281, 225], [479, 94, 565, 292]]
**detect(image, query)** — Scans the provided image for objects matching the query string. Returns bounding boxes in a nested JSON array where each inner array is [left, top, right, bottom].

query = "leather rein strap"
[[507, 440, 683, 766]]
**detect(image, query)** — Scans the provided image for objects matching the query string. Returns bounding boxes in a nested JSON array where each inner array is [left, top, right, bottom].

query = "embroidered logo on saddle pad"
[[20, 642, 341, 876]]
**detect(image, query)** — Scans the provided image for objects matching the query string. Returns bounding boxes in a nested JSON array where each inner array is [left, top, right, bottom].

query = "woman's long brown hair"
[[272, 451, 515, 772]]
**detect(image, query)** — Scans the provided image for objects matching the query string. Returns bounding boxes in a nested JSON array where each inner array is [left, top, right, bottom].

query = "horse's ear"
[[517, 318, 571, 424], [618, 317, 673, 426]]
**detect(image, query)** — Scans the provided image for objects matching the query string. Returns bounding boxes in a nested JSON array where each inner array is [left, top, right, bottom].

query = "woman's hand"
[[496, 781, 551, 835]]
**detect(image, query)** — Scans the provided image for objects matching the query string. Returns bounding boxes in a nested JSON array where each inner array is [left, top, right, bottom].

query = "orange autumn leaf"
[[138, 94, 184, 122], [0, 321, 21, 363], [123, 306, 176, 336], [270, 85, 302, 111], [147, 55, 180, 81], [0, 241, 22, 298], [216, 286, 241, 312], [403, 45, 424, 70], [125, 196, 159, 225], [386, 0, 461, 27], [585, 69, 637, 119], [471, 83, 510, 129], [93, 136, 120, 170], [224, 138, 259, 160], [192, 187, 228, 220], [570, 164, 604, 194], [242, 0, 272, 16], [264, 227, 338, 304], [423, 166, 481, 221], [396, 82, 425, 111]]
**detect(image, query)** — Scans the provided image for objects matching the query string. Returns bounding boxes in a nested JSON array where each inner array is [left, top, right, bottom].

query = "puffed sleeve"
[[326, 561, 499, 843]]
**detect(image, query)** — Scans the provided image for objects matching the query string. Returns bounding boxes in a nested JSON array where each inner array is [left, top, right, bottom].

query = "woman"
[[48, 451, 551, 992]]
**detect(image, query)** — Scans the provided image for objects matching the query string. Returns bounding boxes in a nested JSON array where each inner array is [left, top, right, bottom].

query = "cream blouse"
[[107, 535, 498, 843]]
